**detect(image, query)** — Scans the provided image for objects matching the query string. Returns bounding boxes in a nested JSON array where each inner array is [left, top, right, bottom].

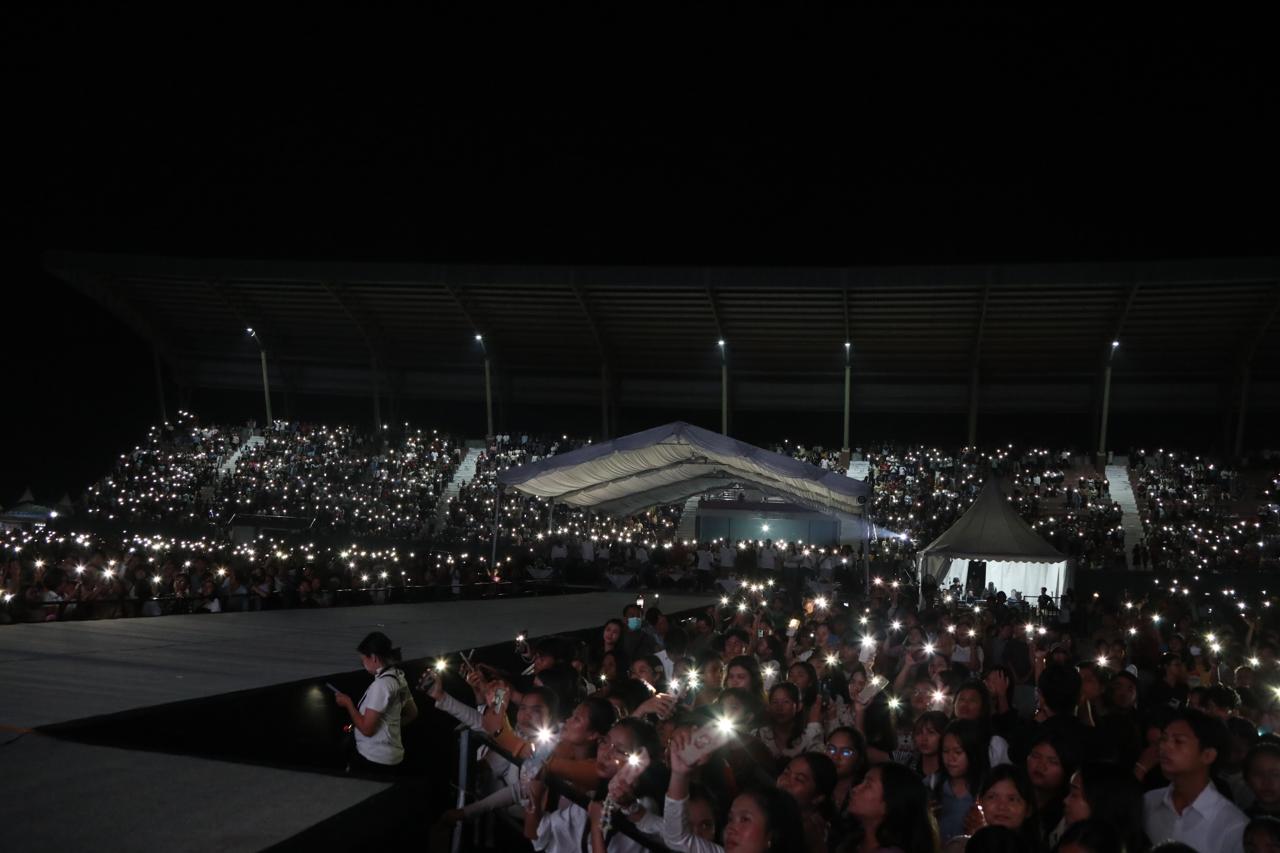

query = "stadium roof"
[[46, 252, 1280, 388]]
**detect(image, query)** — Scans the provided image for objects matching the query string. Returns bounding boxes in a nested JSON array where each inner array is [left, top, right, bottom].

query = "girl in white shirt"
[[526, 717, 664, 853], [754, 683, 824, 766], [333, 631, 417, 772]]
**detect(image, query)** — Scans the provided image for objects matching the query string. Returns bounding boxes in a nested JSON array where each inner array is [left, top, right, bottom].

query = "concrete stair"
[[1106, 462, 1145, 569], [436, 446, 483, 526], [675, 495, 701, 543], [218, 435, 265, 478]]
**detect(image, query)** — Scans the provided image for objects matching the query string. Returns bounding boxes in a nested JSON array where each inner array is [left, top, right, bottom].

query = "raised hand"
[[632, 693, 677, 720], [963, 802, 987, 835]]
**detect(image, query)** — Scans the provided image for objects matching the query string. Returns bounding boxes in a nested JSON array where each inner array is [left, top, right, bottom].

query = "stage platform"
[[0, 732, 390, 853], [0, 590, 712, 730], [0, 591, 713, 852]]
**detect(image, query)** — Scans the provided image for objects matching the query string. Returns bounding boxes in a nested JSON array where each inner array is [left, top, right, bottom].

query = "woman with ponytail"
[[333, 631, 417, 773]]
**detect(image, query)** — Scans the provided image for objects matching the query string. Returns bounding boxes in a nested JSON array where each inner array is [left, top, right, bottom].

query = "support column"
[[1097, 362, 1113, 464], [483, 356, 494, 439], [601, 363, 610, 439], [967, 365, 979, 447], [371, 361, 382, 436], [1235, 365, 1251, 459], [842, 362, 851, 452], [720, 362, 729, 435], [153, 346, 168, 424], [259, 349, 273, 427]]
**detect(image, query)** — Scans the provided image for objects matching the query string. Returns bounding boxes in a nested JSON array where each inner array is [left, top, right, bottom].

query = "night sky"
[[5, 19, 1275, 503]]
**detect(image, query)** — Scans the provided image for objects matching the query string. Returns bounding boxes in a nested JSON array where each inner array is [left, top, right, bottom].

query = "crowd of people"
[[5, 419, 1278, 629], [80, 411, 462, 539], [8, 414, 1280, 853], [862, 445, 1132, 572], [1130, 450, 1267, 575], [426, 569, 1280, 853], [776, 440, 849, 476]]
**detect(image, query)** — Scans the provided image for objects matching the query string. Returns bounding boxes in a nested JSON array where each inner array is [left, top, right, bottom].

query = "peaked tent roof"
[[498, 422, 870, 518], [918, 479, 1065, 563]]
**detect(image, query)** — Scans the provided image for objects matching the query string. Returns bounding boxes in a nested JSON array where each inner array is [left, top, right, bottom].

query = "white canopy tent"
[[498, 421, 871, 536], [917, 479, 1069, 600]]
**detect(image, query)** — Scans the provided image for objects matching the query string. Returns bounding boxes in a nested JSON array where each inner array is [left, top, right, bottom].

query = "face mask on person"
[[627, 617, 643, 631]]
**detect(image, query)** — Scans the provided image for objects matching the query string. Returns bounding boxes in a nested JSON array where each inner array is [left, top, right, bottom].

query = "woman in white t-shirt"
[[334, 631, 418, 773]]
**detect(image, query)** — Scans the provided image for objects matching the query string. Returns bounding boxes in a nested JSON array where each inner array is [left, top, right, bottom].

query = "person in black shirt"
[[1014, 664, 1102, 765], [1146, 652, 1190, 711], [1245, 741, 1280, 819]]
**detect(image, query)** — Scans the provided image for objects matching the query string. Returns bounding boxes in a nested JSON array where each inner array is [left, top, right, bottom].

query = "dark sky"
[[5, 19, 1276, 502]]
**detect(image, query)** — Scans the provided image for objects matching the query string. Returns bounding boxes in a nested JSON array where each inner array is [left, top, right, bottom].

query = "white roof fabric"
[[917, 479, 1065, 581], [498, 422, 870, 517]]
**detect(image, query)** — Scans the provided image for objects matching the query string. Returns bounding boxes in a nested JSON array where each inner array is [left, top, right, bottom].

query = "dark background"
[[5, 14, 1277, 502]]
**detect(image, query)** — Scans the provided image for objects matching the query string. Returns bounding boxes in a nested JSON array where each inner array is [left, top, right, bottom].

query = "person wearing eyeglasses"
[[826, 727, 870, 815], [524, 717, 664, 853]]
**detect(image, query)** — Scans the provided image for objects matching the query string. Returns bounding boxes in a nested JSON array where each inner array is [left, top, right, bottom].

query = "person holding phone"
[[332, 631, 417, 774]]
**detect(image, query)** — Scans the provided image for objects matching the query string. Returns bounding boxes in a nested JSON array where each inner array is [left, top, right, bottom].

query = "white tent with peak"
[[917, 479, 1069, 600]]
